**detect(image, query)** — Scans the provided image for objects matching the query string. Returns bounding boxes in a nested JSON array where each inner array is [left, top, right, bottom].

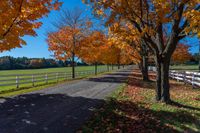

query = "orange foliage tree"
[[80, 31, 107, 75], [172, 43, 191, 64], [0, 0, 62, 52], [47, 9, 91, 78], [47, 26, 85, 78]]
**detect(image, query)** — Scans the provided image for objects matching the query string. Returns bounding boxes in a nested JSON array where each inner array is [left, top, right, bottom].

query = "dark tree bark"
[[140, 40, 149, 81], [118, 64, 120, 69], [154, 56, 161, 101], [154, 54, 171, 103], [160, 58, 170, 103], [140, 55, 149, 81]]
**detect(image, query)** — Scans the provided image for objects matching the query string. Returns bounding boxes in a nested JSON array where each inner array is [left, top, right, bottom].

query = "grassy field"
[[0, 65, 109, 75], [0, 65, 117, 96], [80, 70, 200, 133], [170, 64, 199, 71]]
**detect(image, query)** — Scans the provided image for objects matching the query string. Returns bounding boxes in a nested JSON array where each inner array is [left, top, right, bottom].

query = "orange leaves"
[[47, 26, 79, 61], [172, 43, 191, 63], [80, 31, 107, 64], [84, 0, 200, 43], [0, 0, 62, 52]]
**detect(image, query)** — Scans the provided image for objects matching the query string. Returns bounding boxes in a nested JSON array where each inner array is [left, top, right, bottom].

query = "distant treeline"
[[0, 56, 87, 70]]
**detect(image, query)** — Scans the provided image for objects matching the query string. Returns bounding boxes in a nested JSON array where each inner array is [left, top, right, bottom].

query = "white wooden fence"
[[148, 66, 200, 88], [0, 66, 127, 89], [170, 71, 200, 87]]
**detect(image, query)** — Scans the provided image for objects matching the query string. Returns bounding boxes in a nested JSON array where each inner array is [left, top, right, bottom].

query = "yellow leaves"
[[0, 0, 62, 52], [183, 8, 200, 37], [96, 9, 104, 15], [80, 31, 107, 64]]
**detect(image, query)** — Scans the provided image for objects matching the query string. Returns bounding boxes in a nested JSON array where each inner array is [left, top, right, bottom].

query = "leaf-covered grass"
[[79, 70, 200, 133]]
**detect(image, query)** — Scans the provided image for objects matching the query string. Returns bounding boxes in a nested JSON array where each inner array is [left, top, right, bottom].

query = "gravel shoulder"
[[0, 67, 133, 133]]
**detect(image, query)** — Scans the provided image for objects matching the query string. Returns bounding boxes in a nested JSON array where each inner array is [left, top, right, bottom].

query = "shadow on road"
[[88, 69, 134, 84], [0, 93, 105, 133]]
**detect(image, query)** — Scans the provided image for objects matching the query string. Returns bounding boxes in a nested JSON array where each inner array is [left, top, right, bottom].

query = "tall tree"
[[47, 8, 91, 78], [0, 0, 62, 52], [80, 31, 107, 75], [84, 0, 200, 103]]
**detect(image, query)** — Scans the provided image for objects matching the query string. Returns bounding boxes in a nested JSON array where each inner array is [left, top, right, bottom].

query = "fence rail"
[[148, 66, 200, 88], [170, 71, 200, 87], [0, 66, 127, 89]]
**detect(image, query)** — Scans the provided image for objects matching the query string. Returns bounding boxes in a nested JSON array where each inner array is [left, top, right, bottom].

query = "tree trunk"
[[107, 65, 109, 71], [95, 63, 97, 75], [140, 55, 149, 81], [154, 56, 161, 101], [155, 56, 171, 103], [112, 64, 114, 70], [140, 40, 149, 81], [72, 52, 75, 79], [160, 59, 170, 103]]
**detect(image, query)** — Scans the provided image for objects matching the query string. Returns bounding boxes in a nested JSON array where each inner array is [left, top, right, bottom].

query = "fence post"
[[45, 74, 48, 84], [32, 75, 35, 87], [183, 71, 186, 84], [192, 73, 195, 88], [176, 72, 179, 82], [16, 75, 19, 88]]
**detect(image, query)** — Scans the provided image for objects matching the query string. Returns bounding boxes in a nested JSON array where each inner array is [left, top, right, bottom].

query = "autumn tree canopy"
[[47, 8, 93, 78], [80, 31, 107, 65], [0, 0, 62, 52]]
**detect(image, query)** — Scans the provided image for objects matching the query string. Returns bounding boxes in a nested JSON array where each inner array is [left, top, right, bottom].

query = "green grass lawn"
[[80, 70, 200, 133], [0, 65, 118, 96], [0, 65, 109, 75], [170, 64, 199, 71]]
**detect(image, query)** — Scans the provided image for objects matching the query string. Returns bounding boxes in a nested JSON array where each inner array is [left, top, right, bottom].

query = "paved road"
[[0, 67, 133, 133]]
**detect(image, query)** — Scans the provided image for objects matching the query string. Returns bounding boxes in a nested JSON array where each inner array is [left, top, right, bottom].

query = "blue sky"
[[0, 0, 199, 58]]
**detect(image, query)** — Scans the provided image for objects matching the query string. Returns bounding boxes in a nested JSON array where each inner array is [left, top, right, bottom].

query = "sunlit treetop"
[[0, 0, 62, 52], [79, 31, 107, 64], [47, 26, 84, 61]]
